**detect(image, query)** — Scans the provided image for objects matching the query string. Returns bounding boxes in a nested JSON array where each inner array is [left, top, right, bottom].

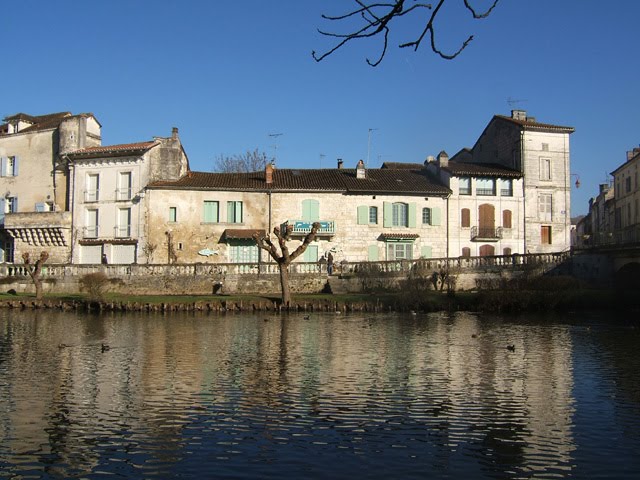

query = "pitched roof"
[[381, 162, 423, 170], [494, 114, 575, 133], [66, 141, 158, 158], [0, 112, 99, 134], [443, 161, 523, 178], [148, 167, 451, 196]]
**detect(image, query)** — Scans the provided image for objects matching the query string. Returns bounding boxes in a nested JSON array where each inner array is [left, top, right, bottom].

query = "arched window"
[[461, 208, 470, 228], [503, 247, 512, 256], [461, 247, 471, 258], [479, 244, 495, 257], [502, 209, 512, 229]]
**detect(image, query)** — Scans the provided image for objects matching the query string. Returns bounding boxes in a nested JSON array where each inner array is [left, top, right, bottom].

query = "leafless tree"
[[22, 251, 49, 300], [253, 222, 321, 307], [313, 0, 500, 66], [213, 149, 268, 173]]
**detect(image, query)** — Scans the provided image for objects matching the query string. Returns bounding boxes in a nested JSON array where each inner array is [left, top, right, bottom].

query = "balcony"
[[84, 225, 99, 238], [115, 224, 132, 238], [115, 188, 132, 201], [287, 220, 336, 236], [471, 226, 503, 241]]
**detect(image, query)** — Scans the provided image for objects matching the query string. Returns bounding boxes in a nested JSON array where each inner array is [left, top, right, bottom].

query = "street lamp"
[[571, 173, 580, 188]]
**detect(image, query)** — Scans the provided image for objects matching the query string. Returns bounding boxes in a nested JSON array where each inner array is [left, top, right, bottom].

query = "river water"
[[0, 309, 639, 479]]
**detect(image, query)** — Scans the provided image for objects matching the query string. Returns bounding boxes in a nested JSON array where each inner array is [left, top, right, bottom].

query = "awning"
[[379, 233, 419, 241], [221, 229, 266, 241]]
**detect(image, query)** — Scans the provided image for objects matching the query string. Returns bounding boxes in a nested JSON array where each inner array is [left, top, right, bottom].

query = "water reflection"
[[0, 309, 639, 479]]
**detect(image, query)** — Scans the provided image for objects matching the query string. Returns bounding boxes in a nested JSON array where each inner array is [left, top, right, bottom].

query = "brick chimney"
[[265, 162, 274, 184]]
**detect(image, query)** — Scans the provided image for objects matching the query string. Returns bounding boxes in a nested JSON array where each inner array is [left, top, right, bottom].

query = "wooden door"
[[478, 204, 495, 237]]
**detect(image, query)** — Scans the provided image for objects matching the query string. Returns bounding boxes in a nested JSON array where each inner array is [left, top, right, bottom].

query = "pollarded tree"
[[213, 149, 268, 173], [22, 251, 49, 300], [313, 0, 500, 66], [253, 222, 321, 307]]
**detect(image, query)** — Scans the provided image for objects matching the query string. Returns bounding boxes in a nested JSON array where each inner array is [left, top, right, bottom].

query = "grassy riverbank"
[[0, 287, 634, 313]]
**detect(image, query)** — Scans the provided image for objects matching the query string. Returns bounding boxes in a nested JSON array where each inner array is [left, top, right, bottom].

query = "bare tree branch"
[[313, 0, 500, 66], [213, 149, 267, 173]]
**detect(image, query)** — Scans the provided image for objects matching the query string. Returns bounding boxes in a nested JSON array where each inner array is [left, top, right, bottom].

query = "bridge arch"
[[614, 262, 640, 292]]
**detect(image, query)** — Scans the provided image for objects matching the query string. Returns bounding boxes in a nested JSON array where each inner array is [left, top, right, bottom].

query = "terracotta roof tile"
[[494, 115, 574, 133], [222, 229, 266, 240], [443, 162, 522, 178], [67, 141, 158, 158], [379, 233, 420, 240], [380, 162, 423, 170], [148, 168, 451, 196]]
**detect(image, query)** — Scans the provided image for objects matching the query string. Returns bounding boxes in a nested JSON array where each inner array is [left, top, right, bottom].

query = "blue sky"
[[3, 0, 639, 215]]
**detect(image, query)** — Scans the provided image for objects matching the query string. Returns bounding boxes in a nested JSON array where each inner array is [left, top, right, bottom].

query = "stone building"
[[144, 160, 451, 266], [66, 128, 188, 264], [463, 110, 575, 253], [0, 112, 101, 263], [611, 147, 640, 240]]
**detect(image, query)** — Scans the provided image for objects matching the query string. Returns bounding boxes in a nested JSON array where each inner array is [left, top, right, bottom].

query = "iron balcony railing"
[[287, 220, 336, 235], [471, 226, 503, 241]]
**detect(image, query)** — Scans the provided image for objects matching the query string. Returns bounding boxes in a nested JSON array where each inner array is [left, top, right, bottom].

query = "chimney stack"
[[265, 162, 274, 184], [356, 159, 366, 179], [511, 110, 527, 121], [337, 158, 343, 169], [172, 127, 179, 140], [437, 150, 449, 168]]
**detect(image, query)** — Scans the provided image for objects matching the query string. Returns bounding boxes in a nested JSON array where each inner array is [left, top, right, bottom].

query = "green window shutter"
[[431, 207, 442, 226], [357, 205, 369, 225], [408, 202, 417, 228], [204, 201, 218, 223], [421, 245, 433, 258], [383, 202, 392, 228], [227, 201, 234, 223], [368, 245, 379, 261], [302, 199, 319, 221], [303, 245, 318, 262]]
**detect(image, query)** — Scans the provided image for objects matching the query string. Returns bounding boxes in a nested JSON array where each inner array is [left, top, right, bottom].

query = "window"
[[1, 156, 19, 177], [541, 226, 552, 245], [538, 194, 552, 222], [461, 208, 470, 228], [169, 207, 177, 222], [85, 209, 99, 238], [476, 178, 495, 196], [461, 247, 471, 258], [117, 172, 132, 200], [227, 201, 243, 223], [479, 244, 495, 256], [0, 239, 14, 263], [540, 158, 551, 180], [229, 241, 259, 263], [500, 179, 513, 196], [386, 242, 413, 260], [392, 202, 408, 227], [422, 208, 431, 225], [86, 173, 100, 202], [626, 177, 632, 193], [4, 197, 18, 214], [203, 201, 219, 223], [116, 208, 131, 237], [503, 247, 512, 256], [502, 210, 512, 229], [459, 177, 471, 195], [369, 206, 378, 224]]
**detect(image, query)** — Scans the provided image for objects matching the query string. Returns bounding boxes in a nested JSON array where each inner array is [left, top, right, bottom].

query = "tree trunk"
[[279, 263, 291, 307], [34, 277, 43, 300]]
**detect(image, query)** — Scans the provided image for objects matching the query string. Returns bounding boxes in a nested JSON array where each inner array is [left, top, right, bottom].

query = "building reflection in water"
[[0, 308, 611, 478]]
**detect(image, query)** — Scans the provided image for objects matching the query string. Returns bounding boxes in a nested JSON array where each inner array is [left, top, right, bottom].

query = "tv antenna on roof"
[[268, 132, 283, 164], [507, 97, 528, 107], [319, 153, 325, 169]]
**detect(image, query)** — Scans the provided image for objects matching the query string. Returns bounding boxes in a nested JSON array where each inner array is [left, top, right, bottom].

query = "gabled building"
[[144, 160, 451, 265], [463, 110, 575, 252], [0, 111, 101, 263], [66, 128, 188, 264], [611, 147, 640, 240]]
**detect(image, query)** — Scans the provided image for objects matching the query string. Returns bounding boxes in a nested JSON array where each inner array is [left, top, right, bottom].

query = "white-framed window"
[[500, 179, 513, 196], [386, 242, 413, 260], [538, 193, 552, 222], [5, 197, 18, 214], [540, 158, 551, 181], [422, 207, 431, 224], [0, 156, 19, 177], [476, 178, 495, 196], [227, 201, 243, 223], [392, 202, 408, 227], [369, 206, 378, 224], [116, 208, 131, 237], [85, 173, 100, 202], [169, 206, 177, 222], [85, 209, 99, 238], [459, 177, 471, 195], [117, 171, 132, 200], [203, 201, 219, 223]]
